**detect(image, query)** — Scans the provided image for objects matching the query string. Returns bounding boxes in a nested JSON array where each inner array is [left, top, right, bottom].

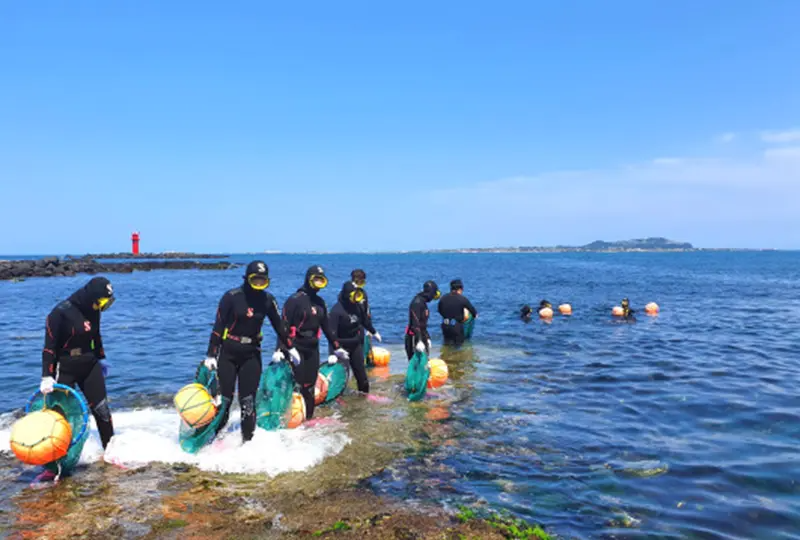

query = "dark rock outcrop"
[[0, 257, 240, 281], [65, 252, 229, 260]]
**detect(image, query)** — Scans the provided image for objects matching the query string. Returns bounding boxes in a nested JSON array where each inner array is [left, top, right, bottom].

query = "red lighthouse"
[[131, 231, 140, 255]]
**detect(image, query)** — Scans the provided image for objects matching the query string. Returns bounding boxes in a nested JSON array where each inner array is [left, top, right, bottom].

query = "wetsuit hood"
[[68, 277, 114, 316], [243, 260, 269, 294], [421, 280, 440, 302], [300, 265, 327, 295], [338, 281, 362, 312], [520, 305, 533, 319]]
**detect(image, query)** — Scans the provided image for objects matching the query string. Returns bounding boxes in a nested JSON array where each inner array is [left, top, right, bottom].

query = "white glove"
[[203, 357, 217, 370], [427, 339, 432, 351], [327, 355, 338, 365], [288, 347, 301, 366], [40, 376, 55, 394], [334, 348, 350, 361], [212, 394, 222, 407], [372, 332, 382, 343], [415, 341, 426, 353], [271, 350, 284, 364]]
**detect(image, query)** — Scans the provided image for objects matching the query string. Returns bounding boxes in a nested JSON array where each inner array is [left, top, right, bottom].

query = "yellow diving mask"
[[433, 289, 441, 300], [349, 289, 365, 303], [248, 274, 270, 290], [354, 279, 366, 288], [310, 274, 328, 290], [94, 296, 115, 312]]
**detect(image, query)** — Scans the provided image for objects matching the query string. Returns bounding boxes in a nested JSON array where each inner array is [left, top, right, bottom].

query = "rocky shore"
[[65, 252, 229, 260], [0, 257, 240, 281]]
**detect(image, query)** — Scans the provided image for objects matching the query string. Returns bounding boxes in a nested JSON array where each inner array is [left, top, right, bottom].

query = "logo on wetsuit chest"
[[84, 321, 92, 332], [349, 314, 358, 323], [247, 308, 254, 318], [311, 307, 317, 316]]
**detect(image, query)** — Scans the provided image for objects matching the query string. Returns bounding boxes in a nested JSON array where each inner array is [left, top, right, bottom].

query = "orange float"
[[612, 306, 625, 316], [286, 392, 306, 429], [427, 358, 449, 389], [539, 307, 554, 319], [371, 346, 391, 367], [559, 304, 572, 315], [174, 383, 217, 428], [314, 372, 329, 405], [645, 302, 660, 315], [10, 410, 72, 466]]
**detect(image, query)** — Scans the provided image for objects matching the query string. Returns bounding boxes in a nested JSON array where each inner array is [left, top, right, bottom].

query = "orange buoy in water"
[[539, 307, 554, 319], [10, 410, 72, 466], [427, 358, 449, 389], [371, 346, 391, 367], [612, 306, 624, 317], [287, 393, 306, 429], [314, 372, 329, 405], [174, 383, 217, 428], [559, 304, 572, 315], [645, 302, 660, 315]]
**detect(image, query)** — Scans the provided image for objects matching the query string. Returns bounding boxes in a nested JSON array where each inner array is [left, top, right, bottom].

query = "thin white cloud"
[[760, 129, 800, 143], [715, 132, 737, 144]]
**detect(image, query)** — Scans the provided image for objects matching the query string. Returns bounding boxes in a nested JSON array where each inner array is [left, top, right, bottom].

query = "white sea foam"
[[0, 407, 351, 476]]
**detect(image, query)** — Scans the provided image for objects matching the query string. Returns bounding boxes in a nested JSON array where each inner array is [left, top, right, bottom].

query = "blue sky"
[[1, 1, 799, 253]]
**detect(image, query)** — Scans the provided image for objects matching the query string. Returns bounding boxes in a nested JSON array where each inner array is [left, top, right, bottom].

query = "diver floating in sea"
[[437, 279, 478, 346], [404, 280, 440, 359], [328, 281, 371, 394], [41, 277, 116, 451], [204, 261, 291, 443], [279, 265, 349, 419], [612, 298, 636, 321]]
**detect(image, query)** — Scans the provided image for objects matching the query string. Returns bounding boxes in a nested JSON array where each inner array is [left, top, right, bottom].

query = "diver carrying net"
[[405, 350, 430, 401], [256, 359, 295, 430], [25, 383, 90, 477], [178, 362, 228, 453]]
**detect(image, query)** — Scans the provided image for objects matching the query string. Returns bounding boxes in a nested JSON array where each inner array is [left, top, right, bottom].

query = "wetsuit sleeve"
[[42, 312, 60, 378], [361, 303, 377, 335], [94, 322, 106, 360], [207, 292, 233, 357], [319, 304, 340, 349], [409, 299, 429, 344], [264, 294, 289, 348], [280, 296, 299, 350]]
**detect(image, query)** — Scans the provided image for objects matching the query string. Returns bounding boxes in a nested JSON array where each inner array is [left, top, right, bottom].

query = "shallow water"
[[2, 252, 800, 538]]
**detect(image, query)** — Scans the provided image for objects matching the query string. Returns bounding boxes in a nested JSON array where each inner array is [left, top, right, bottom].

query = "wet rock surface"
[[0, 257, 240, 280]]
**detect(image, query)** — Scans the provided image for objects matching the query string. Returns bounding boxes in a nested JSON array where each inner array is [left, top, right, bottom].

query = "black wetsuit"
[[207, 281, 286, 442], [42, 277, 115, 449], [359, 288, 377, 335], [329, 282, 369, 393], [437, 292, 478, 346], [281, 266, 340, 419], [404, 283, 438, 359]]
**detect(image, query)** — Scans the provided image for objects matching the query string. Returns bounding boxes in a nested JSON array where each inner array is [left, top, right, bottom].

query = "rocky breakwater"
[[0, 256, 240, 281], [65, 252, 229, 260]]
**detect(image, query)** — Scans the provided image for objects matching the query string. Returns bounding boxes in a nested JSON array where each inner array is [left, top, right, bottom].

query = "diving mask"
[[248, 274, 270, 290], [94, 296, 115, 312], [310, 274, 328, 289], [354, 279, 366, 288], [349, 289, 365, 303], [433, 289, 441, 300]]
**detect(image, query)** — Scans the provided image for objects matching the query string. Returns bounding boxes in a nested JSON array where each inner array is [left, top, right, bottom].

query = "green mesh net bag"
[[178, 362, 228, 454], [256, 360, 295, 431], [25, 383, 90, 477], [463, 313, 475, 339], [318, 362, 347, 404], [405, 350, 430, 401], [364, 333, 374, 367]]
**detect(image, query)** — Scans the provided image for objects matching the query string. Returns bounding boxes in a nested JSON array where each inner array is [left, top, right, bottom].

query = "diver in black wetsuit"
[[280, 265, 348, 419], [351, 269, 381, 343], [404, 280, 440, 359], [205, 261, 290, 443], [620, 298, 636, 321], [41, 277, 116, 450], [437, 279, 478, 346], [328, 281, 370, 394], [520, 305, 533, 321]]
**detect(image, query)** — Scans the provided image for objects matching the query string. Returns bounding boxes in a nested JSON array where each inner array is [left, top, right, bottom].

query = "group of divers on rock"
[[8, 260, 657, 483]]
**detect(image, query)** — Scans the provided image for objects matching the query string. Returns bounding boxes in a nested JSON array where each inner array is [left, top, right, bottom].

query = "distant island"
[[414, 237, 776, 254]]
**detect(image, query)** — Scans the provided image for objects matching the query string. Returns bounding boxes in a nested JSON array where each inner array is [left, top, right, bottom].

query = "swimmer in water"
[[619, 298, 636, 321], [520, 305, 533, 321]]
